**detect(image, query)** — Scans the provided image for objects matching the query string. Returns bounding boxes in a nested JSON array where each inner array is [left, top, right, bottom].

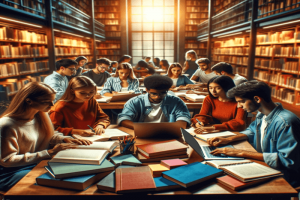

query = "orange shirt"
[[192, 95, 246, 131], [49, 98, 110, 136]]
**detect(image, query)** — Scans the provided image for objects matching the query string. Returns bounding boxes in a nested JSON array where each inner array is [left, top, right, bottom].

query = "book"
[[217, 175, 269, 191], [184, 94, 206, 102], [73, 129, 131, 142], [135, 139, 188, 157], [161, 159, 188, 170], [36, 171, 111, 191], [154, 177, 182, 191], [204, 160, 282, 182], [137, 149, 188, 159], [115, 166, 156, 193], [148, 164, 169, 177], [137, 153, 189, 163], [162, 162, 223, 188], [45, 159, 115, 179], [97, 165, 134, 192], [191, 130, 236, 142], [110, 154, 142, 166]]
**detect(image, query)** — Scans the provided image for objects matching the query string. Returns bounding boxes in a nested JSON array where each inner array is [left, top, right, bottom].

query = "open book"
[[73, 128, 131, 142], [186, 127, 234, 139], [205, 160, 282, 182], [49, 141, 118, 165]]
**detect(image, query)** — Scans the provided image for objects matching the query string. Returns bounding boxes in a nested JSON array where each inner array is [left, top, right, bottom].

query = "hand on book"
[[207, 137, 231, 146], [112, 91, 118, 95], [94, 125, 105, 135], [63, 138, 92, 145], [210, 147, 243, 158], [47, 143, 78, 156], [72, 129, 95, 137], [194, 126, 215, 134]]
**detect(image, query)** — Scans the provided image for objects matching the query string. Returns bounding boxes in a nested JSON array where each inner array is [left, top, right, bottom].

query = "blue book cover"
[[162, 162, 223, 188], [110, 154, 142, 166], [154, 177, 182, 191]]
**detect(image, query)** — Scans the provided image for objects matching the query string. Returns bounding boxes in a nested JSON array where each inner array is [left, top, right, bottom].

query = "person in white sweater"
[[0, 82, 91, 191]]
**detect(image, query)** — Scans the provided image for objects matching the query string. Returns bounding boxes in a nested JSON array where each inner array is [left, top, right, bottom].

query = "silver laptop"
[[133, 122, 186, 139], [181, 128, 243, 160]]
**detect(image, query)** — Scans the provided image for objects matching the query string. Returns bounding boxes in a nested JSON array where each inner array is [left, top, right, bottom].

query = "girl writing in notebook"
[[191, 75, 246, 134], [167, 63, 194, 88], [100, 63, 141, 96], [0, 82, 90, 191], [49, 76, 110, 136]]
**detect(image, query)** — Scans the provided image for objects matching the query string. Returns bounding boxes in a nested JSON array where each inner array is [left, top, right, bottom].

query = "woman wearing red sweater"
[[191, 75, 246, 134], [49, 76, 110, 136]]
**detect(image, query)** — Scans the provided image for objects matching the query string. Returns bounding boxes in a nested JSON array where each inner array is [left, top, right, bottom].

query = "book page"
[[103, 129, 130, 139], [73, 133, 110, 142], [222, 162, 281, 179], [197, 131, 236, 141], [52, 149, 107, 160], [76, 141, 118, 152], [96, 96, 112, 103], [205, 160, 252, 168]]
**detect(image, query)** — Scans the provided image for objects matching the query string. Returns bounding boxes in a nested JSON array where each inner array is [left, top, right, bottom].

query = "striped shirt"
[[44, 71, 68, 103], [100, 77, 141, 95]]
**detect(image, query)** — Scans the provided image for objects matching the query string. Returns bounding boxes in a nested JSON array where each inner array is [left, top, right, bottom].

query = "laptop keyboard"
[[202, 145, 236, 159]]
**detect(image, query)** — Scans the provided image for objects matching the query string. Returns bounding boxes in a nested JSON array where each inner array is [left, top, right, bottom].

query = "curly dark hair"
[[144, 75, 173, 90]]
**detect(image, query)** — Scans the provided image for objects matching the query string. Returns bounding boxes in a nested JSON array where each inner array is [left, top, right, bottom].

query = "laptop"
[[181, 128, 243, 160], [133, 122, 186, 139], [110, 93, 140, 102]]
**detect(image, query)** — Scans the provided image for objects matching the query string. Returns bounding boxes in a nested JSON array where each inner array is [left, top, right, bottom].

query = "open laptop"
[[133, 122, 186, 139], [110, 93, 140, 102], [181, 128, 243, 160]]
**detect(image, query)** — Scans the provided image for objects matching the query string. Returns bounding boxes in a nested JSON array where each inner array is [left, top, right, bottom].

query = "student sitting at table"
[[183, 50, 199, 77], [160, 59, 170, 71], [167, 63, 194, 88], [67, 56, 88, 81], [188, 58, 217, 85], [100, 63, 141, 97], [133, 60, 156, 78], [118, 55, 132, 65], [208, 80, 300, 188], [153, 57, 160, 68], [0, 82, 91, 191], [143, 56, 155, 68], [191, 75, 246, 133], [117, 75, 191, 129], [211, 62, 247, 86], [49, 76, 110, 136], [44, 59, 78, 103], [82, 58, 111, 87], [109, 61, 118, 73]]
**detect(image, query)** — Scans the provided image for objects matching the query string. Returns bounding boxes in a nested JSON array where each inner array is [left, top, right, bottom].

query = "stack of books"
[[149, 159, 188, 177], [135, 140, 189, 162]]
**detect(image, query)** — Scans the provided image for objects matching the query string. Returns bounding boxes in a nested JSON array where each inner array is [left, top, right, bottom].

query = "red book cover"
[[217, 175, 268, 191], [161, 159, 188, 169], [137, 149, 187, 159], [135, 139, 187, 157], [115, 166, 156, 193]]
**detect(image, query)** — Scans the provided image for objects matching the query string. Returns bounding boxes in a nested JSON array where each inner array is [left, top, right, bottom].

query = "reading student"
[[44, 59, 78, 103], [167, 63, 194, 87], [101, 63, 140, 96], [183, 50, 198, 77], [117, 75, 191, 129], [67, 56, 88, 81], [49, 76, 110, 136], [134, 60, 156, 78], [189, 58, 216, 84], [0, 82, 90, 191], [192, 76, 246, 133], [211, 62, 247, 86], [208, 80, 300, 188], [82, 58, 111, 86]]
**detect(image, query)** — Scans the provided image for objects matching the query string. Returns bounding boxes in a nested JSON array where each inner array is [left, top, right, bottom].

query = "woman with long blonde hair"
[[49, 76, 110, 136], [0, 82, 88, 191], [101, 63, 140, 96], [167, 63, 194, 88], [183, 50, 199, 77]]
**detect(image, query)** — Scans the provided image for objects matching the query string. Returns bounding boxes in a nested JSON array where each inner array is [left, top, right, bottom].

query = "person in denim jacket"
[[117, 75, 191, 129], [207, 80, 300, 188], [167, 63, 194, 88]]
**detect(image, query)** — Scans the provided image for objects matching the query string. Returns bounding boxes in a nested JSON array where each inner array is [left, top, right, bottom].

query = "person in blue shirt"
[[208, 80, 300, 188], [100, 63, 140, 96], [117, 75, 191, 129], [44, 59, 77, 103], [167, 63, 194, 88]]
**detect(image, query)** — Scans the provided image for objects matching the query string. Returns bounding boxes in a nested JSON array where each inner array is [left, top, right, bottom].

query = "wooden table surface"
[[4, 127, 298, 200]]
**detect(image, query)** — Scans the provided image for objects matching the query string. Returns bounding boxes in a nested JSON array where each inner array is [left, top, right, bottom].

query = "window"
[[130, 0, 176, 65]]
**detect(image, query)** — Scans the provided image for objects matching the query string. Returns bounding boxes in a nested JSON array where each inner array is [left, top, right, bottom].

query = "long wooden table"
[[4, 127, 298, 200]]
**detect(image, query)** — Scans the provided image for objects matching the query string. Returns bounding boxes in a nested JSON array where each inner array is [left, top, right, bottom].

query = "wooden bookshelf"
[[96, 40, 121, 61], [213, 0, 244, 16], [185, 40, 208, 58], [63, 0, 91, 15], [257, 0, 300, 19]]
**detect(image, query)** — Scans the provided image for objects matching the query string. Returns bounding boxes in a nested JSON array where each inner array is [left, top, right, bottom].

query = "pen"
[[196, 118, 202, 125], [87, 125, 95, 133]]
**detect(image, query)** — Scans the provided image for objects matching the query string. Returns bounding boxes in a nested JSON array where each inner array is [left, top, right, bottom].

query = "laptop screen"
[[180, 128, 205, 158]]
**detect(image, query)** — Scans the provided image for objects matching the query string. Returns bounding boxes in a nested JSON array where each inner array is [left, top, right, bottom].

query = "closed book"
[[148, 164, 169, 177], [217, 175, 269, 191], [137, 149, 187, 159], [46, 159, 115, 179], [136, 139, 187, 157], [137, 153, 189, 163], [36, 171, 111, 191], [110, 154, 142, 166], [97, 165, 134, 192], [154, 177, 182, 191], [115, 166, 156, 193], [161, 159, 188, 169], [162, 162, 223, 188]]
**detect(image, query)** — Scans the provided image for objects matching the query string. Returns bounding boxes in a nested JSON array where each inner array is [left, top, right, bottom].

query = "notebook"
[[46, 159, 115, 179], [148, 164, 170, 177], [161, 159, 188, 169], [154, 177, 182, 191], [181, 128, 244, 160], [110, 154, 142, 166], [162, 162, 223, 188], [73, 129, 131, 142]]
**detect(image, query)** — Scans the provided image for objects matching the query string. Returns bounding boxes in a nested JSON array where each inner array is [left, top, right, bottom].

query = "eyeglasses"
[[68, 68, 76, 72], [99, 67, 107, 69], [149, 92, 168, 97]]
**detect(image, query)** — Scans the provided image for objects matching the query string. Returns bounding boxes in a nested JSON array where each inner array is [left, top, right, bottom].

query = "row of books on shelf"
[[185, 32, 197, 37], [185, 44, 206, 49], [258, 0, 300, 18], [185, 26, 197, 31], [186, 13, 208, 18], [255, 59, 298, 73], [95, 0, 119, 6], [98, 20, 119, 25], [97, 55, 119, 61], [186, 1, 208, 6], [0, 60, 49, 78], [212, 56, 248, 65], [186, 7, 207, 12], [95, 7, 119, 12], [214, 38, 249, 47], [95, 13, 120, 18], [256, 31, 300, 44], [55, 37, 90, 48], [55, 48, 91, 56], [194, 49, 207, 56], [212, 13, 251, 31], [3, 0, 46, 17], [63, 0, 90, 15], [255, 46, 300, 57], [234, 65, 247, 76], [213, 47, 249, 55], [53, 14, 89, 30], [0, 45, 48, 58], [105, 26, 120, 31], [186, 19, 206, 25], [97, 43, 121, 49], [213, 0, 244, 15], [106, 32, 121, 37], [0, 26, 47, 43], [96, 50, 120, 55], [271, 86, 296, 105]]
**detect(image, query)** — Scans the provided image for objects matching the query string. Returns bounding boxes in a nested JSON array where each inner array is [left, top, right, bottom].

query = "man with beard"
[[207, 80, 300, 189], [117, 75, 191, 129], [189, 58, 216, 84]]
